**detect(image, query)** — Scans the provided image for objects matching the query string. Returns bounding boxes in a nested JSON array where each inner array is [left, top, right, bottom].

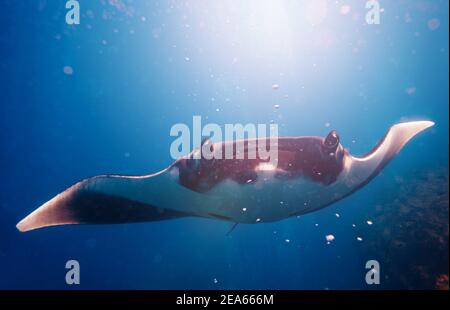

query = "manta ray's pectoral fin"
[[347, 120, 434, 188], [16, 174, 190, 232]]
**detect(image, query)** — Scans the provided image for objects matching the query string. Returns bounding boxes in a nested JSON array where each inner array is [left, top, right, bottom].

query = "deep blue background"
[[0, 0, 448, 289]]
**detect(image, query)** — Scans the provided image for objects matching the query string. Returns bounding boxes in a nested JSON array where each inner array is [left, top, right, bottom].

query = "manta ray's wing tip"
[[15, 195, 70, 233], [16, 214, 38, 232], [16, 223, 29, 233], [423, 120, 435, 129], [16, 221, 25, 232], [396, 120, 435, 131], [391, 120, 435, 143], [409, 119, 434, 126], [16, 217, 34, 232], [352, 119, 435, 164]]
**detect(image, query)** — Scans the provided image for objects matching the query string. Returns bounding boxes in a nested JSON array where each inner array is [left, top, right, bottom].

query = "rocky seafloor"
[[360, 167, 449, 290]]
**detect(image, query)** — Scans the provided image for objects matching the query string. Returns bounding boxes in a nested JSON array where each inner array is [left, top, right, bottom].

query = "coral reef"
[[361, 168, 449, 289]]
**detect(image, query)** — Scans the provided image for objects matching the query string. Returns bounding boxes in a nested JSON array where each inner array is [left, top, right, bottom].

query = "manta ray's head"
[[172, 129, 350, 189], [286, 130, 347, 186]]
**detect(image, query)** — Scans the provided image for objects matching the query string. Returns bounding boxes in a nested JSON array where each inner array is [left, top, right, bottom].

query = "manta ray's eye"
[[324, 130, 340, 150]]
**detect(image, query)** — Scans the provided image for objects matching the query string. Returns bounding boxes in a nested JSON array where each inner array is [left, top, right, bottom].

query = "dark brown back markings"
[[174, 132, 346, 193]]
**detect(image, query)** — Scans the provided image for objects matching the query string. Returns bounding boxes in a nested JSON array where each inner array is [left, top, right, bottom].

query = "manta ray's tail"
[[16, 174, 187, 232]]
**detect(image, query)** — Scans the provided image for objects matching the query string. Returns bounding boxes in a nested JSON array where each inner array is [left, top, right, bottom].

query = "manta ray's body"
[[17, 121, 434, 232]]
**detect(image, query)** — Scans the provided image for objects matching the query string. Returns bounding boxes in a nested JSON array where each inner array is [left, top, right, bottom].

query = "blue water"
[[0, 0, 448, 289]]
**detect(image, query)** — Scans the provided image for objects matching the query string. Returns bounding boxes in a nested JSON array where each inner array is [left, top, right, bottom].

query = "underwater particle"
[[315, 223, 319, 227], [63, 66, 73, 75], [215, 108, 220, 112], [427, 18, 440, 31], [256, 218, 261, 222], [352, 224, 356, 228], [246, 179, 253, 184], [272, 84, 280, 90], [274, 104, 280, 110], [141, 16, 146, 22], [213, 278, 218, 284], [366, 220, 373, 225], [285, 239, 290, 243], [356, 237, 363, 242], [340, 5, 351, 15], [280, 201, 284, 206], [335, 213, 340, 218], [405, 87, 416, 95], [124, 152, 130, 158], [325, 234, 335, 242], [404, 13, 412, 23], [406, 87, 416, 95], [325, 122, 331, 128], [242, 207, 247, 212], [184, 56, 190, 61]]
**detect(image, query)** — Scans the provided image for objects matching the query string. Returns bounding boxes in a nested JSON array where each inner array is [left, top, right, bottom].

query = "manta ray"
[[17, 120, 434, 232]]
